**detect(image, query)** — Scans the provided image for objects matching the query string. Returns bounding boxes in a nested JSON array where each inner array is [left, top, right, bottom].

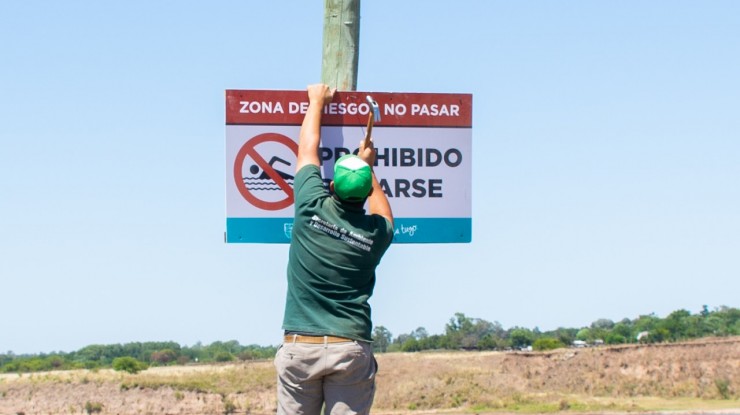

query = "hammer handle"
[[365, 112, 375, 141]]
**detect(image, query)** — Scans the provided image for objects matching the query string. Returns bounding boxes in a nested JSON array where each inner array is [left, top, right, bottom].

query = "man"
[[274, 84, 394, 415]]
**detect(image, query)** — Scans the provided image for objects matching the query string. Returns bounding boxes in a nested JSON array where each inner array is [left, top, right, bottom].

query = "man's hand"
[[307, 84, 335, 107], [358, 137, 376, 168]]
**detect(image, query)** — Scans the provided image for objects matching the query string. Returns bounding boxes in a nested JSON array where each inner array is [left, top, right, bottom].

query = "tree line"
[[0, 341, 276, 373], [372, 305, 739, 353], [1, 305, 737, 373]]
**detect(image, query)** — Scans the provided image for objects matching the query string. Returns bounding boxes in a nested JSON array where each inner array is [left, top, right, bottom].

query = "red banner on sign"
[[226, 90, 472, 128]]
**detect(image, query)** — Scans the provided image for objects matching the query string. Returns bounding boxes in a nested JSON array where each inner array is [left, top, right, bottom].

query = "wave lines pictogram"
[[242, 178, 295, 191]]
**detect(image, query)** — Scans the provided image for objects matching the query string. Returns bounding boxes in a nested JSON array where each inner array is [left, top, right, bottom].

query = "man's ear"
[[329, 181, 335, 193], [367, 187, 374, 197]]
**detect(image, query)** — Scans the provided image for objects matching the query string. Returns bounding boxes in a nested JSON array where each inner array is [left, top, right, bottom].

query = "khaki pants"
[[274, 339, 377, 415]]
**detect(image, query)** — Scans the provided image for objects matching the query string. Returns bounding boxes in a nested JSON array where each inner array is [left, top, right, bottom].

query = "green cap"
[[333, 154, 372, 202]]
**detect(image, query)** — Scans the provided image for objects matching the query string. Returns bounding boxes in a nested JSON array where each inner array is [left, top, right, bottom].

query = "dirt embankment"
[[1, 337, 738, 415]]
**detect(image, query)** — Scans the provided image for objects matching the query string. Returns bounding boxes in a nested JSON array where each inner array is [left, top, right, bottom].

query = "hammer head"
[[366, 95, 381, 122]]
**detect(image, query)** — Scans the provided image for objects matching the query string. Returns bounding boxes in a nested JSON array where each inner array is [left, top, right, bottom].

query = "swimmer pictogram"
[[233, 133, 298, 211]]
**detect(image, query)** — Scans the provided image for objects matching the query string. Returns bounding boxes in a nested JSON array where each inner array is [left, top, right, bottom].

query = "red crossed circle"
[[233, 133, 298, 211]]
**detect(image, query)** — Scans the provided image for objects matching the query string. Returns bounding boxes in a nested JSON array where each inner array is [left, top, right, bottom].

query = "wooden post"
[[321, 0, 360, 91]]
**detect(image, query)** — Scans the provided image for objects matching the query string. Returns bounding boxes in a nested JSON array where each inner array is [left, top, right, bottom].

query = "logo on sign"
[[395, 224, 418, 237]]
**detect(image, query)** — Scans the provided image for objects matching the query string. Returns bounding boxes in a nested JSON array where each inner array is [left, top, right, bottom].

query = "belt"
[[284, 334, 354, 344]]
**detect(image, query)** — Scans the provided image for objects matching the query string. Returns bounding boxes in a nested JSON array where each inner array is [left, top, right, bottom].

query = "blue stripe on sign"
[[226, 217, 472, 244], [391, 218, 472, 243], [226, 218, 294, 243]]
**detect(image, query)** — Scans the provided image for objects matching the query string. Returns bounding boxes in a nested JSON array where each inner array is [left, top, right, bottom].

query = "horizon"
[[4, 304, 736, 355]]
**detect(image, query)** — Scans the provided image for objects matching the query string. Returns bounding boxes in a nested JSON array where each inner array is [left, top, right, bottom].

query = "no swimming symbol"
[[233, 133, 298, 211]]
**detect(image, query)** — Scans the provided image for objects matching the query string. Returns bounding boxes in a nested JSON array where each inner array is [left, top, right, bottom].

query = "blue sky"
[[1, 1, 738, 354]]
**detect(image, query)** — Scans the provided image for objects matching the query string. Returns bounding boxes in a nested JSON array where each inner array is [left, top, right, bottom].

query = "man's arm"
[[295, 84, 335, 172], [358, 137, 394, 227]]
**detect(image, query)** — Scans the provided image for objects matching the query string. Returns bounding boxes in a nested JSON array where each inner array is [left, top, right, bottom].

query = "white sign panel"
[[225, 90, 472, 243]]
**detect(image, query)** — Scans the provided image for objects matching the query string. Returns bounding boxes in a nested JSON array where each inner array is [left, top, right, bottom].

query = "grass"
[[1, 337, 738, 415], [463, 395, 740, 414], [118, 361, 275, 395]]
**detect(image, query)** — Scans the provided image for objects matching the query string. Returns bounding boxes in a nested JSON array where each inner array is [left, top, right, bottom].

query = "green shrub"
[[715, 378, 731, 399], [84, 401, 103, 414], [605, 333, 627, 344], [223, 397, 237, 414], [112, 357, 147, 374], [214, 352, 235, 362], [532, 337, 564, 351]]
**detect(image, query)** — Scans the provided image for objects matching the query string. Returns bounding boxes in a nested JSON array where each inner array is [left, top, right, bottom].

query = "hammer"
[[365, 95, 381, 141]]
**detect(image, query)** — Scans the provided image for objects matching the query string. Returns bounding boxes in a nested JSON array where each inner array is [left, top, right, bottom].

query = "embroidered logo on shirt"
[[309, 215, 374, 252]]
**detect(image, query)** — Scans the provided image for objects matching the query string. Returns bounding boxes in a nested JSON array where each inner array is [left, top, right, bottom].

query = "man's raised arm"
[[295, 84, 335, 172], [358, 137, 394, 227]]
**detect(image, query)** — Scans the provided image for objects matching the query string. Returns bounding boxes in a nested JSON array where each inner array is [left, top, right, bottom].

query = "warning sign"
[[225, 89, 473, 244], [233, 133, 298, 211]]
